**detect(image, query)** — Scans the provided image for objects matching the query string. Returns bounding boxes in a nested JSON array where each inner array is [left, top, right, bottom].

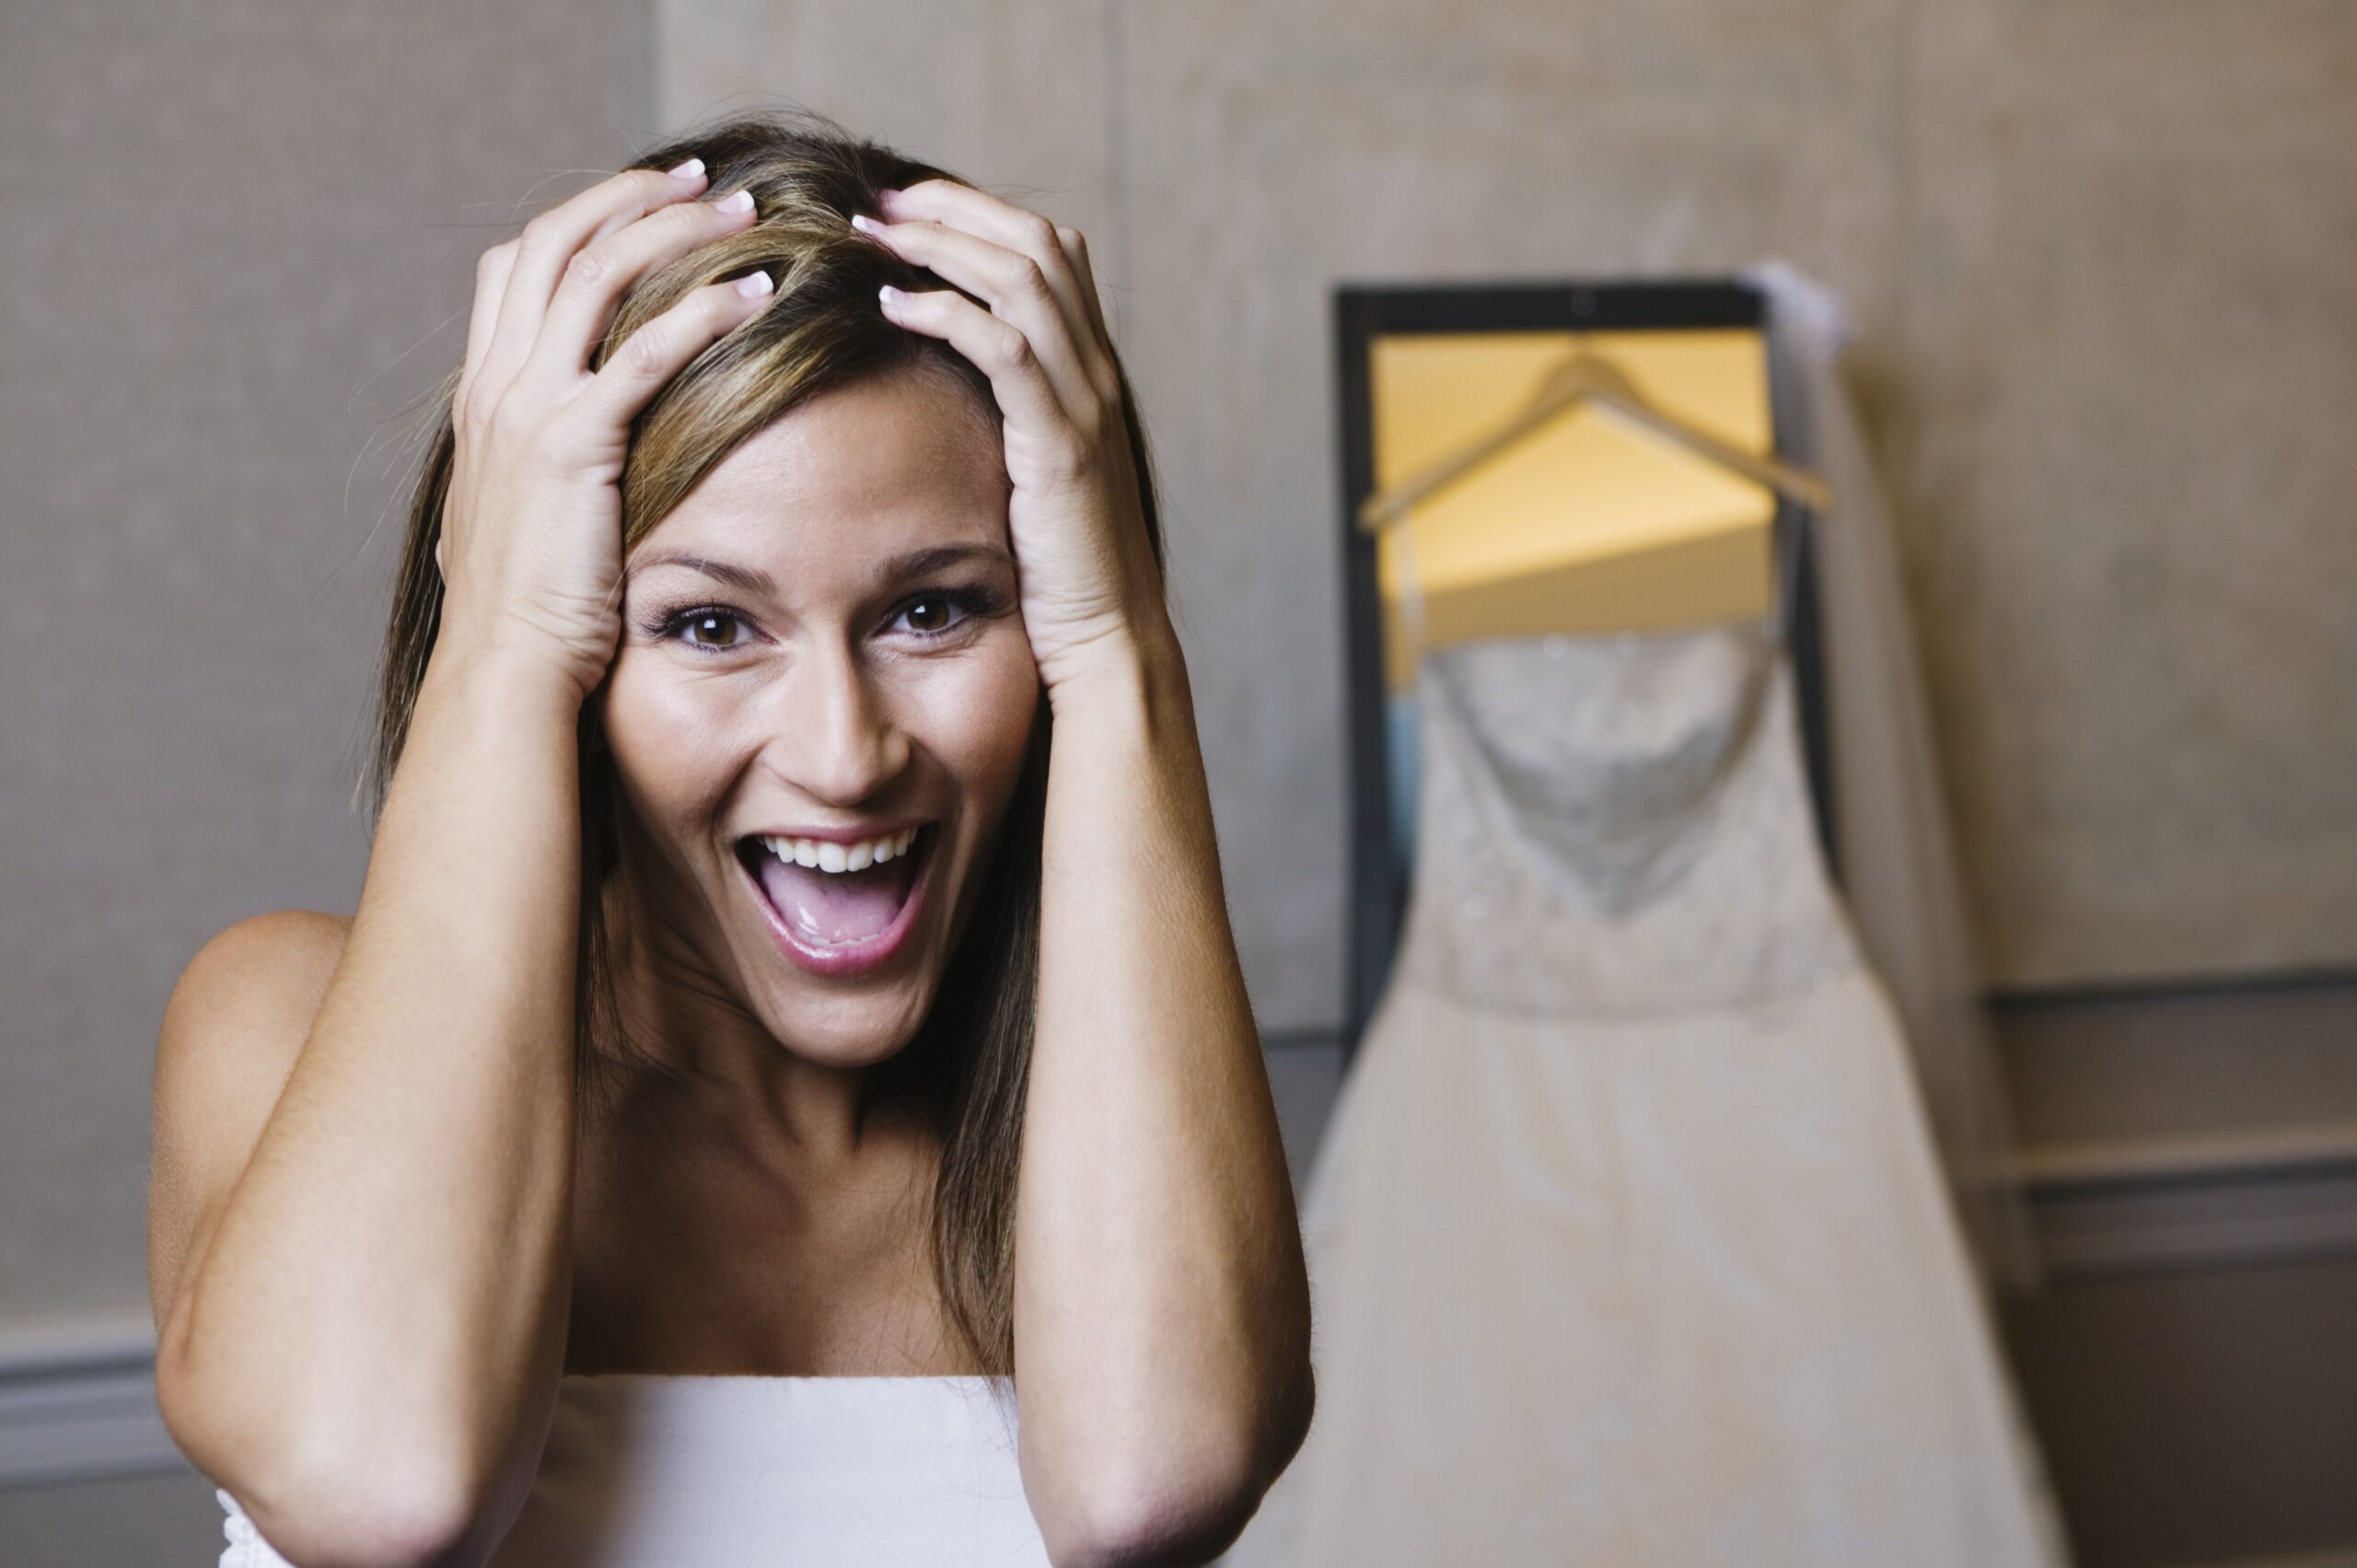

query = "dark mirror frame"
[[1333, 280, 1835, 1051]]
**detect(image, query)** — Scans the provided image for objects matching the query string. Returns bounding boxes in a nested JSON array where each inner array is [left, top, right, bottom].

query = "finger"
[[575, 270, 776, 432], [455, 238, 518, 424], [521, 187, 758, 390], [474, 161, 711, 413], [580, 156, 707, 248], [877, 182, 1117, 398], [853, 214, 1101, 426], [1053, 223, 1112, 354], [877, 284, 1085, 470]]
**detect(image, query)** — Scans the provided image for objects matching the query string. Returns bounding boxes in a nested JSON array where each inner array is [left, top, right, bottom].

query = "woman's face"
[[598, 362, 1037, 1069]]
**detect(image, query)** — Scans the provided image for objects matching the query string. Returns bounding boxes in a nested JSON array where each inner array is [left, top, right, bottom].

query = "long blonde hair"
[[366, 107, 1168, 1375]]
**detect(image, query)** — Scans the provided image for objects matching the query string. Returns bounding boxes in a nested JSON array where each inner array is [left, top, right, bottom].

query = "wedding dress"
[[1222, 614, 2071, 1564]]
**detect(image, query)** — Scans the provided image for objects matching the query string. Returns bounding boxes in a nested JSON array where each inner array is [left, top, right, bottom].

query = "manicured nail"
[[850, 213, 886, 236], [878, 284, 905, 309], [667, 157, 704, 180], [737, 270, 774, 299], [714, 189, 754, 215]]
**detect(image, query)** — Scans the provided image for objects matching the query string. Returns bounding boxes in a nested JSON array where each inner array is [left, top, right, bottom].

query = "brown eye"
[[683, 610, 744, 647], [904, 598, 954, 633]]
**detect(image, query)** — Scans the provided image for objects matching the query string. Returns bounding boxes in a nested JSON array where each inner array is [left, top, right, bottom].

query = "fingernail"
[[737, 270, 774, 299], [667, 157, 705, 180], [850, 213, 886, 236], [878, 284, 905, 308], [714, 189, 754, 215]]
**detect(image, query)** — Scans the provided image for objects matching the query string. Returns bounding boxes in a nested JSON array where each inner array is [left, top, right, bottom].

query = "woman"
[[146, 109, 1314, 1567]]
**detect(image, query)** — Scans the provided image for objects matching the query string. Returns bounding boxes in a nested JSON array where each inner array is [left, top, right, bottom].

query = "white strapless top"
[[215, 1374, 1051, 1566]]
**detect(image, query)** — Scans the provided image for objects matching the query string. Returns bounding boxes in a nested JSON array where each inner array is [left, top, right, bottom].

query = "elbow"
[[184, 1434, 477, 1568], [1039, 1467, 1258, 1568], [1039, 1365, 1317, 1568], [222, 1474, 478, 1568], [157, 1333, 480, 1568]]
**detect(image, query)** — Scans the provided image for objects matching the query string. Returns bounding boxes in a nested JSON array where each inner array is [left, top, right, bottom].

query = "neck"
[[590, 864, 913, 1168]]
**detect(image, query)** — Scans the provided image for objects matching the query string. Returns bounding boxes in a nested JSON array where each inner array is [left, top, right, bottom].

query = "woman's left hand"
[[853, 182, 1168, 703]]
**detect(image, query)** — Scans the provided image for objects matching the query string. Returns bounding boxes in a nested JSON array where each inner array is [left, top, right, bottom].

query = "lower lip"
[[741, 829, 935, 979]]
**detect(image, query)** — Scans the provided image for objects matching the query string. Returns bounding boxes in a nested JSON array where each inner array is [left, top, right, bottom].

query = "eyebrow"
[[627, 552, 777, 595], [627, 543, 1014, 594], [871, 542, 1016, 583]]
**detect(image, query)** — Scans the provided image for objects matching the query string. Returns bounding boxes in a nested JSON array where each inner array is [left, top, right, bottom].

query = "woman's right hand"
[[432, 158, 774, 703]]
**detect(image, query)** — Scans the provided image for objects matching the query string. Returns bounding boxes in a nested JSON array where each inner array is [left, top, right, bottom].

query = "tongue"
[[757, 847, 917, 946]]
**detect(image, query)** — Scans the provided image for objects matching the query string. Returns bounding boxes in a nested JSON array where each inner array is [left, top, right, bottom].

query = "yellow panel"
[[1381, 521, 1772, 690], [1367, 327, 1778, 686]]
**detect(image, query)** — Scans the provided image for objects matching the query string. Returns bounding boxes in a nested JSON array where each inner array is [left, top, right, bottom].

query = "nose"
[[763, 640, 911, 807]]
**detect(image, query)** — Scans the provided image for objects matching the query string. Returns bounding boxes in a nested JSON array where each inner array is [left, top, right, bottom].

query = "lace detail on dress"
[[1397, 621, 1861, 1017]]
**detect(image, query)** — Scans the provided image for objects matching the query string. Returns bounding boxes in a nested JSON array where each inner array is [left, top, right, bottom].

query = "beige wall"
[[657, 0, 2357, 1005], [1903, 0, 2357, 987], [0, 0, 646, 1320]]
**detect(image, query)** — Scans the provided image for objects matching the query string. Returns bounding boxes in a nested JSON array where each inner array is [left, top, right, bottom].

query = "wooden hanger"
[[1356, 344, 1832, 534]]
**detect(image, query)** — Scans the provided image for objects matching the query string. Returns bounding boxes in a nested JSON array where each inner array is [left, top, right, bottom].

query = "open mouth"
[[734, 824, 936, 965]]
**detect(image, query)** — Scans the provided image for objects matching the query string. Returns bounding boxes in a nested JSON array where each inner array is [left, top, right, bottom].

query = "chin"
[[760, 993, 934, 1072]]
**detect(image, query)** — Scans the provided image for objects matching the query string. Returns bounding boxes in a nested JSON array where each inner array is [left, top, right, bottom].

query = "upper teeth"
[[761, 827, 919, 874]]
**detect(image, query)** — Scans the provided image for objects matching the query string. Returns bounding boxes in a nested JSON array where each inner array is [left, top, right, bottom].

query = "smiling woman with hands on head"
[[145, 109, 1312, 1568]]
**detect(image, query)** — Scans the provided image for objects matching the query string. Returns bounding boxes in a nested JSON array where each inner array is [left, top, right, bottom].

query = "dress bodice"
[[1396, 622, 1862, 1017], [216, 1373, 1048, 1566]]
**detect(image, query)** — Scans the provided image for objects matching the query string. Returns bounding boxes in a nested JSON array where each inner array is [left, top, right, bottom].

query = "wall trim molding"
[[2012, 1122, 2357, 1281], [2013, 1122, 2357, 1189], [0, 1311, 187, 1490], [1986, 963, 2357, 1011]]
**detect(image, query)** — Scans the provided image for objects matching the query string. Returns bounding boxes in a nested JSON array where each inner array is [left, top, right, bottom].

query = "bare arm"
[[857, 181, 1314, 1566], [149, 160, 772, 1567], [155, 653, 585, 1568], [1017, 625, 1316, 1564]]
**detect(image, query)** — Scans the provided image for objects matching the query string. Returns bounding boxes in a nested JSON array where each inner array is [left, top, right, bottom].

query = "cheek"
[[909, 636, 1040, 811], [598, 660, 749, 826]]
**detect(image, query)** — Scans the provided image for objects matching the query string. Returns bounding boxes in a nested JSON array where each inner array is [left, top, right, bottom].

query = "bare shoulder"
[[163, 909, 353, 1045], [149, 909, 354, 1332]]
